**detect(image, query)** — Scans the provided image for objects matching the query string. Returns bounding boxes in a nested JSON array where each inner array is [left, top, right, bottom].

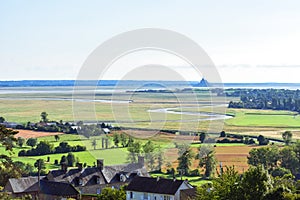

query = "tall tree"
[[177, 144, 194, 175], [127, 141, 141, 163], [66, 153, 75, 167], [0, 125, 20, 186], [113, 133, 120, 147], [91, 139, 97, 150], [199, 132, 206, 143], [282, 131, 293, 145], [34, 159, 46, 191], [197, 145, 217, 178], [54, 135, 60, 142], [40, 111, 48, 122], [143, 141, 156, 170], [120, 133, 128, 147]]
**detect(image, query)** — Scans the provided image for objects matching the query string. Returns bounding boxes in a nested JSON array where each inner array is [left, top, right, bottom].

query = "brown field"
[[163, 144, 261, 173], [14, 129, 63, 139]]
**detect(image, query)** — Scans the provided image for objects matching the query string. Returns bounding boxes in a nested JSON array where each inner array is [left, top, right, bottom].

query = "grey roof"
[[126, 176, 185, 195], [48, 162, 149, 186], [48, 168, 106, 186], [40, 180, 79, 196], [6, 176, 45, 193], [102, 163, 148, 183]]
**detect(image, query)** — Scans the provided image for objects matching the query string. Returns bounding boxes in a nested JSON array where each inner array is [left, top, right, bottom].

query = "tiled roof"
[[40, 180, 79, 196], [48, 162, 149, 186], [6, 176, 45, 193], [126, 176, 185, 195]]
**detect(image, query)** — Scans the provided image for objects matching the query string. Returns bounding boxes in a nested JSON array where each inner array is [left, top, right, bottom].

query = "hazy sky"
[[1, 0, 300, 82]]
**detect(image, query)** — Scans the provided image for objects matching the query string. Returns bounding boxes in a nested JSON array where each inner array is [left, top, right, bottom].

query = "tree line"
[[227, 88, 300, 112], [18, 141, 86, 156]]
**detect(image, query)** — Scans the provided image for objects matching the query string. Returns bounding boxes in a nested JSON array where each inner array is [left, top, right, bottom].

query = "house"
[[39, 179, 80, 200], [0, 121, 21, 128], [4, 176, 42, 199], [4, 176, 79, 200], [126, 176, 193, 200], [46, 156, 149, 195], [102, 128, 110, 134]]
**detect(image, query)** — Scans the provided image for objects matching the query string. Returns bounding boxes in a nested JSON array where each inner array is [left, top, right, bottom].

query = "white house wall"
[[126, 191, 175, 200]]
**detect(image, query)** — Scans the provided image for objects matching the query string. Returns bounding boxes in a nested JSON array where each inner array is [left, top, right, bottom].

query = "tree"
[[197, 145, 217, 178], [17, 137, 25, 147], [156, 146, 164, 172], [26, 138, 37, 148], [35, 141, 53, 155], [54, 135, 60, 142], [91, 139, 97, 150], [127, 141, 141, 163], [282, 131, 293, 145], [0, 116, 5, 123], [127, 136, 134, 147], [279, 147, 299, 175], [177, 144, 194, 175], [60, 155, 68, 165], [113, 133, 120, 147], [0, 125, 20, 186], [120, 133, 128, 147], [257, 135, 269, 145], [34, 158, 46, 190], [143, 141, 156, 171], [240, 165, 272, 200], [211, 166, 241, 200], [66, 153, 75, 167], [13, 161, 34, 176], [199, 132, 206, 143], [97, 187, 126, 200], [248, 146, 280, 170], [220, 131, 226, 137], [40, 111, 48, 122]]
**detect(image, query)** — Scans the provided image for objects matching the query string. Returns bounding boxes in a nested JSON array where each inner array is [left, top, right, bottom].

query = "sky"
[[1, 0, 300, 82]]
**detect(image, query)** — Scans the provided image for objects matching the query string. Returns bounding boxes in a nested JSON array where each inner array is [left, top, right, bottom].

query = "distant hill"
[[193, 78, 210, 87]]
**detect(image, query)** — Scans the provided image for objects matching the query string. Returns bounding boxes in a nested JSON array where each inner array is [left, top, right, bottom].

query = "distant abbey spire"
[[194, 78, 209, 87]]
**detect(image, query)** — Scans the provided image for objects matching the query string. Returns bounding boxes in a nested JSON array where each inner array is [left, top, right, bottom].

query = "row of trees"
[[247, 141, 300, 176], [228, 88, 300, 112], [176, 144, 216, 178], [127, 140, 164, 172], [18, 141, 86, 156], [197, 165, 300, 200]]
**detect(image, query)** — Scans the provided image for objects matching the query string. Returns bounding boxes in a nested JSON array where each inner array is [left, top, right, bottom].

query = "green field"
[[1, 87, 300, 174]]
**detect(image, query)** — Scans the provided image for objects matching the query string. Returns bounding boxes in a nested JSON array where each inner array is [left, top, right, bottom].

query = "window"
[[143, 193, 148, 200], [79, 178, 83, 186], [164, 196, 171, 200], [96, 177, 101, 184], [130, 192, 133, 198], [96, 188, 101, 194]]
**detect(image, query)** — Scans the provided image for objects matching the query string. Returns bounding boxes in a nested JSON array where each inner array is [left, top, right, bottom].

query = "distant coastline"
[[0, 80, 300, 89]]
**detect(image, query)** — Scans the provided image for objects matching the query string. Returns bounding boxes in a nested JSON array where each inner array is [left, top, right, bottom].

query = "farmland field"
[[0, 86, 299, 177]]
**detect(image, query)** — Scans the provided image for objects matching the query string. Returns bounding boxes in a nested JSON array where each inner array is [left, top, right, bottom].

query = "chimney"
[[156, 177, 160, 182], [138, 156, 144, 166], [61, 163, 68, 172], [77, 162, 83, 171], [97, 159, 104, 170]]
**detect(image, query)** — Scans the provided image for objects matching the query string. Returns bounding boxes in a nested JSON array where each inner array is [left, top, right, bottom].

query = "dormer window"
[[97, 177, 101, 184], [120, 174, 126, 182], [79, 178, 83, 186]]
